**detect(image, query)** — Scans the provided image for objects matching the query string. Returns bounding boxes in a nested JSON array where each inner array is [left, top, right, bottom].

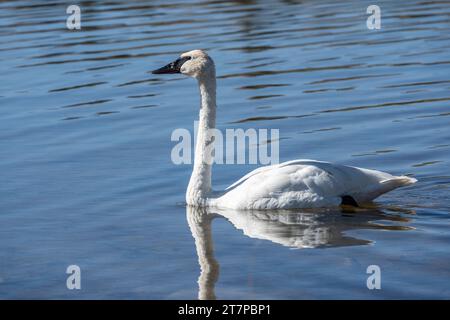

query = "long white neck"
[[186, 73, 217, 205]]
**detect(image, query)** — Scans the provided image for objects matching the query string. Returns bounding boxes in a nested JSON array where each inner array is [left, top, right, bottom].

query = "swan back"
[[214, 160, 416, 210]]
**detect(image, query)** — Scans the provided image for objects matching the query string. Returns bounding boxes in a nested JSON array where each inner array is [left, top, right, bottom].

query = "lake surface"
[[1, 0, 449, 299]]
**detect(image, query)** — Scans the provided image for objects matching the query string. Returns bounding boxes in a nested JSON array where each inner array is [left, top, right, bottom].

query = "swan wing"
[[216, 160, 416, 209], [225, 163, 280, 191], [225, 159, 326, 191]]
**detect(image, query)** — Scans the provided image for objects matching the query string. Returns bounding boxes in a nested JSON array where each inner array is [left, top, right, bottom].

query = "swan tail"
[[355, 175, 417, 204], [380, 175, 418, 187]]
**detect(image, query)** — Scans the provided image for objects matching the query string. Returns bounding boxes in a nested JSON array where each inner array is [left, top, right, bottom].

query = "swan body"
[[152, 50, 417, 210], [213, 159, 416, 210]]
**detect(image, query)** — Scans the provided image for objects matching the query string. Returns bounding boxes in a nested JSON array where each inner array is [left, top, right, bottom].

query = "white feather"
[[212, 160, 415, 209]]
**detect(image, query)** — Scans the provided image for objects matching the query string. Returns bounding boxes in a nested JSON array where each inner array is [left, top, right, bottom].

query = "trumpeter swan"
[[152, 50, 417, 210]]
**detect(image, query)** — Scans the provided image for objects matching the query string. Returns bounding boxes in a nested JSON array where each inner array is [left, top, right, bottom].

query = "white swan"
[[152, 50, 417, 210]]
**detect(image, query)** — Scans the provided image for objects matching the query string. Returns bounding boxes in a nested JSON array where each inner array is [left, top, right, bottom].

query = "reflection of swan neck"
[[187, 206, 219, 300]]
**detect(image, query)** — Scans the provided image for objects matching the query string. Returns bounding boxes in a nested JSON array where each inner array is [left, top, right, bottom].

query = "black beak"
[[151, 56, 190, 74]]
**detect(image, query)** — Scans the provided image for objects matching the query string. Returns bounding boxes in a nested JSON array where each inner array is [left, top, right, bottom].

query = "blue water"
[[0, 0, 449, 299]]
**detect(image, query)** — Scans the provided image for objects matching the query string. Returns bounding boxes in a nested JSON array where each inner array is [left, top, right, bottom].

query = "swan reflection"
[[186, 205, 413, 300]]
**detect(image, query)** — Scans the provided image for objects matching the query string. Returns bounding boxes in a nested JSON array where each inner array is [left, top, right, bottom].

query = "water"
[[0, 0, 449, 299]]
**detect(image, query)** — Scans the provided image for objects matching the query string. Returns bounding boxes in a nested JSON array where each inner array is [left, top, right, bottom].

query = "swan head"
[[151, 49, 215, 79]]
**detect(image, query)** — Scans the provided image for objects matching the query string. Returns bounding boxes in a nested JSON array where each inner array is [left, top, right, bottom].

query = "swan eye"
[[186, 56, 192, 60]]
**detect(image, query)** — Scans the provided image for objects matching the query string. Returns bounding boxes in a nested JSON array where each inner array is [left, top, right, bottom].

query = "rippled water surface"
[[1, 0, 450, 299]]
